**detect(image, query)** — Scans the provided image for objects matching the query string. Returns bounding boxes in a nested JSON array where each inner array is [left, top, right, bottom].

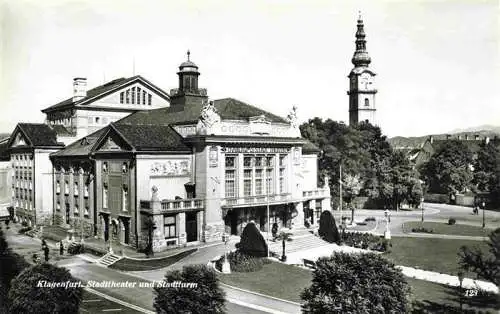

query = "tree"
[[239, 222, 268, 257], [8, 263, 83, 313], [459, 227, 500, 286], [144, 217, 156, 257], [421, 140, 474, 194], [343, 174, 361, 221], [473, 140, 500, 208], [318, 211, 340, 243], [0, 227, 29, 310], [154, 264, 225, 314], [301, 252, 412, 313]]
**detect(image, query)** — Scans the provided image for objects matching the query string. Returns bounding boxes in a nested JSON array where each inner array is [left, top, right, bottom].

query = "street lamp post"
[[458, 271, 464, 311], [267, 189, 270, 258], [482, 201, 486, 228], [421, 197, 425, 223]]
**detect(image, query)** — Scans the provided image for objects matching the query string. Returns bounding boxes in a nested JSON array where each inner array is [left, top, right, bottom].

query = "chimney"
[[446, 134, 451, 140], [429, 135, 434, 144], [73, 77, 87, 102], [474, 134, 480, 141]]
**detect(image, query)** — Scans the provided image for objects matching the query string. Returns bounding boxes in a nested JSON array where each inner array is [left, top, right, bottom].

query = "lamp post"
[[482, 201, 486, 228], [339, 164, 342, 220], [458, 271, 464, 311], [421, 197, 425, 223], [267, 189, 270, 258]]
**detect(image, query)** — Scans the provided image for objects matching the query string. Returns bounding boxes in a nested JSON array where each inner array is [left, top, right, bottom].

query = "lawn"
[[384, 236, 490, 276], [218, 260, 498, 312], [218, 261, 312, 303], [403, 221, 494, 237], [108, 248, 196, 271]]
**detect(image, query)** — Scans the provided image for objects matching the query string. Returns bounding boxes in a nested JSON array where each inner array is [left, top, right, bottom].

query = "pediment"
[[249, 115, 272, 135], [96, 134, 130, 152], [10, 131, 28, 147]]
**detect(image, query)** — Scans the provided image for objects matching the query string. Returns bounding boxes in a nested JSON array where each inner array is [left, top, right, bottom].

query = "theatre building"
[[51, 55, 330, 252]]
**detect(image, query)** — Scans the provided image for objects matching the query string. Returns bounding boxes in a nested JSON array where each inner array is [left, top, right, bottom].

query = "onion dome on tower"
[[351, 13, 371, 67]]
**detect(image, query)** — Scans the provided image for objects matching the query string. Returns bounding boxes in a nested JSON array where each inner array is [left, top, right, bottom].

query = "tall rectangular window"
[[131, 87, 136, 104], [164, 215, 176, 239], [64, 181, 69, 195], [122, 186, 128, 211], [126, 90, 130, 104], [74, 182, 79, 196], [243, 169, 252, 196], [137, 87, 141, 104], [120, 92, 124, 104], [279, 155, 286, 193], [255, 169, 263, 195], [103, 185, 108, 209], [266, 168, 273, 195], [148, 94, 152, 105], [84, 184, 89, 198], [225, 156, 236, 198], [142, 91, 146, 104]]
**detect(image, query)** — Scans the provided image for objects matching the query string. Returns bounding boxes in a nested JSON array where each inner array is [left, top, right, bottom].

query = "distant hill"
[[0, 133, 10, 141], [388, 126, 500, 149]]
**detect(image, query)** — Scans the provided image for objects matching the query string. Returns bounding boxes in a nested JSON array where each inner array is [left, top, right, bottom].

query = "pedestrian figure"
[[41, 238, 47, 250], [59, 241, 64, 255], [43, 245, 50, 262]]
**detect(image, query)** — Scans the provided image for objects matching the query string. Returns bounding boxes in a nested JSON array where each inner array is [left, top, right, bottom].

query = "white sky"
[[0, 0, 498, 137]]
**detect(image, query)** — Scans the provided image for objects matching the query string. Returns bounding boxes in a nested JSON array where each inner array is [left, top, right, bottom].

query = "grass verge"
[[108, 248, 196, 271], [403, 221, 494, 237], [384, 236, 490, 276]]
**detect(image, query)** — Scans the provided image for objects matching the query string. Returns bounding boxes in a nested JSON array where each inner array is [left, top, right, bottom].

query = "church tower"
[[348, 13, 377, 126]]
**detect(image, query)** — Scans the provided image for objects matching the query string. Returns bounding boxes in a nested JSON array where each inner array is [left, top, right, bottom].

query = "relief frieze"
[[150, 159, 191, 176]]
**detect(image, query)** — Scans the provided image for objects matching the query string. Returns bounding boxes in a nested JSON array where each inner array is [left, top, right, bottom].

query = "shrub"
[[239, 222, 268, 257], [154, 264, 225, 314], [364, 217, 376, 222], [8, 263, 83, 313], [67, 243, 84, 255], [448, 218, 456, 225], [18, 227, 32, 234], [216, 251, 270, 273], [301, 252, 412, 313], [341, 232, 389, 252], [318, 211, 340, 243], [411, 227, 434, 233]]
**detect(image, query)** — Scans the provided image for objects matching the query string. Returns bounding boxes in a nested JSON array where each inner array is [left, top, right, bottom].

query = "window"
[[95, 117, 100, 124], [131, 87, 136, 104], [126, 90, 130, 104], [103, 185, 108, 209], [84, 207, 89, 217], [243, 169, 252, 196], [56, 202, 61, 212], [120, 92, 124, 104], [74, 182, 79, 196], [137, 87, 141, 104], [255, 169, 263, 195], [122, 162, 128, 173], [142, 91, 146, 104], [64, 181, 69, 195], [279, 155, 286, 193], [74, 203, 79, 216], [56, 181, 61, 194], [365, 98, 369, 107], [122, 185, 128, 211], [315, 200, 322, 223], [164, 215, 176, 239], [29, 181, 32, 190], [103, 162, 108, 173], [225, 156, 236, 198], [148, 94, 152, 105], [266, 168, 274, 195], [84, 184, 89, 198]]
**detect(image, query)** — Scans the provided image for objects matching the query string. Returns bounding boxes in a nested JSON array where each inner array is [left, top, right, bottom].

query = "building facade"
[[51, 54, 330, 252], [348, 15, 377, 126]]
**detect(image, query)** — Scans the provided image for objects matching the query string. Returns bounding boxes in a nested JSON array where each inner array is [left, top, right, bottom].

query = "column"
[[178, 212, 186, 245]]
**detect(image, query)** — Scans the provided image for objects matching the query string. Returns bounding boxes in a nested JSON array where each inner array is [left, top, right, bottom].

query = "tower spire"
[[351, 12, 371, 67], [187, 50, 191, 61]]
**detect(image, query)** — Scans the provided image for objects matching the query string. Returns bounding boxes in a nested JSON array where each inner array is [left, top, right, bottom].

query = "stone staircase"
[[268, 233, 330, 255], [97, 253, 123, 267]]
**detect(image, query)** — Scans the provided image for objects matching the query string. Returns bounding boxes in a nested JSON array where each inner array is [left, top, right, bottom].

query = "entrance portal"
[[186, 212, 197, 242]]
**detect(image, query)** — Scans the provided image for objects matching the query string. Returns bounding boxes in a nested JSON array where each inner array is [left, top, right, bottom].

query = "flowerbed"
[[215, 250, 270, 272], [341, 231, 391, 252]]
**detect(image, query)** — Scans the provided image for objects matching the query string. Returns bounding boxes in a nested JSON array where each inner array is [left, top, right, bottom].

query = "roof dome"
[[179, 50, 199, 72]]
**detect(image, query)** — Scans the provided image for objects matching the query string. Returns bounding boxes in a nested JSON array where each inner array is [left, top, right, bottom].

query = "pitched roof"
[[0, 141, 10, 161], [50, 124, 73, 137], [111, 123, 190, 152], [10, 123, 64, 148], [302, 140, 321, 154], [41, 75, 170, 113], [117, 97, 288, 126], [51, 128, 106, 157]]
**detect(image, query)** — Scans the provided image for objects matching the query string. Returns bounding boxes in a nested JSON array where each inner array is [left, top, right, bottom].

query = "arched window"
[[364, 98, 369, 107]]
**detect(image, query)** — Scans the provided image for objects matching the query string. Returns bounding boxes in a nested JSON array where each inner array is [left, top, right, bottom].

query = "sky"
[[0, 0, 498, 137]]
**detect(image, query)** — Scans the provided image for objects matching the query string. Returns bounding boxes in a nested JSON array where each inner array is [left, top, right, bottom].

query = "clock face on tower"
[[359, 73, 371, 90]]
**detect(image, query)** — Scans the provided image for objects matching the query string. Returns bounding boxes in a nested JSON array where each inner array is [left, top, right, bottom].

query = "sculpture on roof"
[[196, 100, 221, 135], [287, 105, 301, 137]]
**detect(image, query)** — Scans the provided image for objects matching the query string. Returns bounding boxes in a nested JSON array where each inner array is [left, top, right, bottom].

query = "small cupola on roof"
[[72, 77, 87, 102], [351, 13, 371, 67], [177, 50, 200, 93]]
